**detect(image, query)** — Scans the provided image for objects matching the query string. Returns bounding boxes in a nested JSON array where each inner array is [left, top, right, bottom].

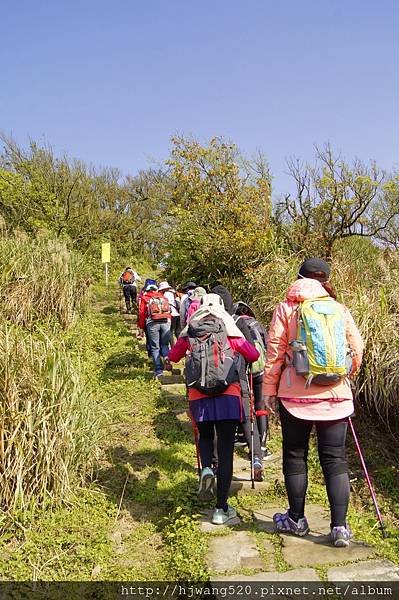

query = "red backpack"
[[122, 270, 135, 284], [147, 293, 171, 320]]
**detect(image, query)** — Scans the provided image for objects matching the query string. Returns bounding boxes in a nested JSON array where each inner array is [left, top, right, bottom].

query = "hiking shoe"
[[331, 525, 352, 547], [253, 457, 264, 482], [154, 372, 164, 380], [198, 467, 216, 502], [234, 434, 246, 447], [211, 505, 237, 525], [263, 448, 273, 460], [163, 358, 173, 372], [273, 511, 310, 536]]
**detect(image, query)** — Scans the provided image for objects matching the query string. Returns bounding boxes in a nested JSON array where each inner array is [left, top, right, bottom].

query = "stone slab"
[[161, 383, 186, 396], [328, 559, 399, 582], [199, 509, 241, 533], [282, 533, 375, 568], [213, 567, 321, 581], [207, 531, 263, 573], [230, 474, 284, 497], [254, 504, 375, 567], [254, 504, 332, 535], [159, 374, 184, 385]]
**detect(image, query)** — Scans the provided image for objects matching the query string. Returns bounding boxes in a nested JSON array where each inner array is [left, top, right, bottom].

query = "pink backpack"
[[187, 298, 201, 321]]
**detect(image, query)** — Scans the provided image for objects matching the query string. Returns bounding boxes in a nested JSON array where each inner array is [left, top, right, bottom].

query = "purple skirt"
[[189, 395, 242, 423]]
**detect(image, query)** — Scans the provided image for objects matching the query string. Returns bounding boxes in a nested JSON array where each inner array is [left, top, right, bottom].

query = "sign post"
[[101, 243, 111, 286]]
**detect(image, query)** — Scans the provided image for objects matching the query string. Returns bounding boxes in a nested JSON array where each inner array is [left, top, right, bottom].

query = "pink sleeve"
[[229, 337, 260, 362], [168, 336, 189, 362], [263, 302, 289, 396], [344, 306, 364, 374]]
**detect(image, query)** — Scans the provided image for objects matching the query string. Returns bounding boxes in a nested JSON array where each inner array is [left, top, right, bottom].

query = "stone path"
[[122, 308, 399, 587]]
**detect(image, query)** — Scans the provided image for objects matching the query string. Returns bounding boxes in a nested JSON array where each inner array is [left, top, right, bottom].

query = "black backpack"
[[185, 316, 238, 395]]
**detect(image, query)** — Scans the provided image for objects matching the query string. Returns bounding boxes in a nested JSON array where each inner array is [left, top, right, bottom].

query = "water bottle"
[[290, 340, 310, 376]]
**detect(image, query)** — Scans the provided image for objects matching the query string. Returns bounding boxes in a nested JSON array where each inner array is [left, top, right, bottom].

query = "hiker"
[[158, 281, 181, 346], [212, 285, 265, 481], [168, 293, 260, 525], [263, 258, 364, 547], [118, 267, 141, 313], [138, 282, 172, 379], [179, 281, 197, 329], [187, 286, 207, 321], [233, 301, 271, 460]]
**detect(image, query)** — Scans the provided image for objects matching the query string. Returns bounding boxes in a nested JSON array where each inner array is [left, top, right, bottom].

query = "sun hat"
[[158, 281, 172, 291], [182, 281, 197, 291]]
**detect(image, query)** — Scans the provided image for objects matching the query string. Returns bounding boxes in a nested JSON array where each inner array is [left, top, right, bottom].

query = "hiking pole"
[[189, 409, 202, 479], [247, 368, 255, 490], [348, 417, 387, 539]]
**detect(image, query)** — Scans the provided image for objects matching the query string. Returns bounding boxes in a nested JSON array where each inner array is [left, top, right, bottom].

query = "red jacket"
[[138, 291, 172, 329]]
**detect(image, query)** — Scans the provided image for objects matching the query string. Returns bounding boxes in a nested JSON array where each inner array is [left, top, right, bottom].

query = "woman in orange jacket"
[[263, 258, 364, 547]]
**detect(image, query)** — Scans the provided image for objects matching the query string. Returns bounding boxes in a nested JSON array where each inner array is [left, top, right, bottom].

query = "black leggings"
[[279, 402, 350, 527], [197, 420, 238, 510]]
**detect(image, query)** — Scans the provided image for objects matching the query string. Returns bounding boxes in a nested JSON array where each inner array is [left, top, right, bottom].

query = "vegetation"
[[0, 132, 398, 580]]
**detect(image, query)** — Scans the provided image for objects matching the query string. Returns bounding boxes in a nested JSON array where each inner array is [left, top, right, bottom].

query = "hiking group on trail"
[[119, 258, 364, 547]]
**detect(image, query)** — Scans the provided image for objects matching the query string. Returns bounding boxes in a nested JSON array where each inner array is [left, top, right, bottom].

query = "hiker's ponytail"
[[322, 281, 337, 300]]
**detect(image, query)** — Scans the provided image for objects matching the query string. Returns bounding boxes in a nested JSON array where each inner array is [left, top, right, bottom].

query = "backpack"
[[122, 270, 135, 284], [291, 296, 352, 387], [185, 316, 238, 395], [187, 298, 201, 321], [147, 293, 171, 320], [239, 316, 267, 376]]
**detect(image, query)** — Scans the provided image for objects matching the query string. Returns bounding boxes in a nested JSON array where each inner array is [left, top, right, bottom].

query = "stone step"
[[207, 531, 264, 574], [213, 568, 321, 582], [253, 504, 375, 568], [161, 383, 186, 396], [159, 374, 185, 385], [328, 559, 399, 582]]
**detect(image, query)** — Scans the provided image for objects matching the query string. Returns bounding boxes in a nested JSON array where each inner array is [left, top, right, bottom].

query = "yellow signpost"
[[101, 243, 111, 286]]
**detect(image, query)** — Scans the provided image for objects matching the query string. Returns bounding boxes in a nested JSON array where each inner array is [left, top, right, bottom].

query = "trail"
[[117, 299, 399, 585]]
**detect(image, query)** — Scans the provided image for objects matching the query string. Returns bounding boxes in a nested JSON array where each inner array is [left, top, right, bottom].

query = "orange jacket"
[[263, 279, 364, 400]]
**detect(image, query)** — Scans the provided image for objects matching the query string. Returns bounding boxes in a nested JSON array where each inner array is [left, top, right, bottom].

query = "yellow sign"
[[101, 243, 111, 263]]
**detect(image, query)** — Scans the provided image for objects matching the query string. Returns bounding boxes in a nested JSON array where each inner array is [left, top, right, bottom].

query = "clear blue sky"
[[1, 0, 398, 197]]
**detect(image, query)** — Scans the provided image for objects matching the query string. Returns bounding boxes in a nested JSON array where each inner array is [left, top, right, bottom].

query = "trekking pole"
[[247, 368, 255, 490], [188, 409, 202, 479], [348, 417, 387, 539]]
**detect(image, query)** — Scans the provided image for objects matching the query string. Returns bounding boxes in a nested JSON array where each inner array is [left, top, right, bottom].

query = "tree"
[[274, 144, 399, 257], [163, 135, 274, 291]]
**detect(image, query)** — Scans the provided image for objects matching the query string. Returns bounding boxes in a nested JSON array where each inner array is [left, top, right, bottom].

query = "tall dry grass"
[[0, 237, 92, 330], [0, 323, 102, 513]]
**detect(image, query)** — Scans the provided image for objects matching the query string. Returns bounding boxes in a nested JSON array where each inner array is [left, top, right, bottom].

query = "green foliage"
[[163, 136, 274, 287], [0, 136, 171, 264], [164, 507, 208, 581]]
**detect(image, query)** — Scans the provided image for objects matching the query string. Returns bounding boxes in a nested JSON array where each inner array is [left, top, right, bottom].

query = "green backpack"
[[291, 296, 351, 387]]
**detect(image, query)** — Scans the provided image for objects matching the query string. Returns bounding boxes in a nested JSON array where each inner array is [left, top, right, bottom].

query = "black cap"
[[182, 281, 197, 291], [298, 258, 330, 282]]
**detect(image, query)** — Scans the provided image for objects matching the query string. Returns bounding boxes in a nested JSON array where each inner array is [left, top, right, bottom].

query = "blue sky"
[[1, 0, 398, 197]]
